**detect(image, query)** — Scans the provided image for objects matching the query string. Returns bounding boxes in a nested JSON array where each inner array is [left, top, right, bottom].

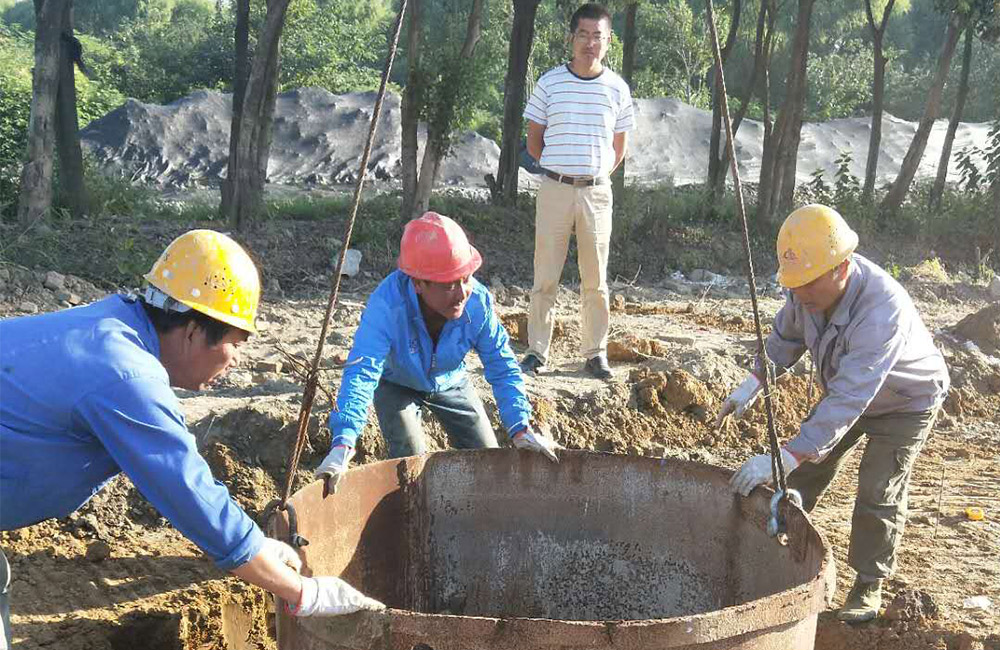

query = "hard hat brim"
[[144, 273, 258, 334], [399, 245, 483, 283]]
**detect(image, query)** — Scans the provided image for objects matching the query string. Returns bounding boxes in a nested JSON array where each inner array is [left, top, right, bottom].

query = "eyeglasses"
[[572, 31, 609, 44]]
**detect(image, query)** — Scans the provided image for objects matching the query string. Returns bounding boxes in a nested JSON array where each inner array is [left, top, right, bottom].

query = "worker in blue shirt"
[[0, 231, 382, 647], [315, 212, 561, 493]]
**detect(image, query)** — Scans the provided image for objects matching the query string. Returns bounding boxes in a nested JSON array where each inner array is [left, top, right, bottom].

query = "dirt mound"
[[499, 311, 568, 346], [939, 333, 1000, 426], [81, 89, 510, 189], [190, 398, 394, 509], [0, 262, 106, 316], [77, 89, 995, 190], [630, 367, 717, 421], [954, 303, 1000, 356], [737, 372, 820, 442], [608, 336, 669, 361], [815, 613, 987, 650], [526, 360, 815, 465], [884, 589, 940, 622]]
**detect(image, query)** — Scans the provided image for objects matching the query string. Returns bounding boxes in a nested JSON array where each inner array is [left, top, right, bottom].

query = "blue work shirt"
[[0, 295, 263, 570], [329, 271, 532, 448]]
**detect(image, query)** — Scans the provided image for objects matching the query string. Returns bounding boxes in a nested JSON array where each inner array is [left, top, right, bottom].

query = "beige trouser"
[[527, 176, 613, 363], [788, 408, 938, 582]]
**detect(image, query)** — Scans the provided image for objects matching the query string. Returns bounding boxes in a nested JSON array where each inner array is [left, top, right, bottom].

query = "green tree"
[[0, 23, 32, 213], [280, 0, 391, 92], [881, 0, 994, 216], [633, 0, 713, 105]]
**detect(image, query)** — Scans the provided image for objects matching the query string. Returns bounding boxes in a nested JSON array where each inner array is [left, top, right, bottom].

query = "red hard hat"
[[398, 212, 483, 282]]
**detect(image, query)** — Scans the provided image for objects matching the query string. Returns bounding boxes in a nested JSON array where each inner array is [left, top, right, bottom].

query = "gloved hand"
[[512, 427, 562, 463], [259, 537, 302, 572], [289, 576, 386, 617], [715, 374, 763, 428], [730, 448, 800, 497], [315, 444, 355, 496]]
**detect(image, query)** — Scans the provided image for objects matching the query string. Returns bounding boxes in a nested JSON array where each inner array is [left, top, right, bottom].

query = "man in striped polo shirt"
[[520, 3, 635, 380]]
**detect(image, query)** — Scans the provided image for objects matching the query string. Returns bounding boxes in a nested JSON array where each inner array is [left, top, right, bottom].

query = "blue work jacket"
[[0, 295, 263, 570], [329, 271, 531, 448]]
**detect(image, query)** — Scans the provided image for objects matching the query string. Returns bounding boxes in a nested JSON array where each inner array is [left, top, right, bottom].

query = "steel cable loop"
[[704, 0, 792, 532], [279, 0, 410, 506]]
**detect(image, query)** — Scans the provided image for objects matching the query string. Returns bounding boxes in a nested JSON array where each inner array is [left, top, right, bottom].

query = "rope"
[[278, 0, 409, 506], [807, 354, 815, 411], [704, 0, 789, 501]]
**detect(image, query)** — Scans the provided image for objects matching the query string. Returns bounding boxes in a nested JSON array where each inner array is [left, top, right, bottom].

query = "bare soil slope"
[[1, 245, 998, 650]]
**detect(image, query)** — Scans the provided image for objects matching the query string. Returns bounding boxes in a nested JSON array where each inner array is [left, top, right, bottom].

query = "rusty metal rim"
[[357, 563, 827, 647]]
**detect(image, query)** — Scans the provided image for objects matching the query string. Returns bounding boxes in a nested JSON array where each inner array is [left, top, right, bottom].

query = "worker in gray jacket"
[[717, 204, 949, 624]]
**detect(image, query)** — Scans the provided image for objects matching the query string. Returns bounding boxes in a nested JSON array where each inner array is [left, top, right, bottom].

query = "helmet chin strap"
[[139, 286, 192, 314]]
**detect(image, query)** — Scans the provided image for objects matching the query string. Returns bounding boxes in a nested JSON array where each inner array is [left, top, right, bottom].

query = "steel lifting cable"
[[277, 0, 409, 508], [704, 0, 798, 539]]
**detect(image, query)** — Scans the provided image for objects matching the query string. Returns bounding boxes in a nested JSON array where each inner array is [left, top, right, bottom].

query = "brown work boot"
[[838, 578, 882, 623]]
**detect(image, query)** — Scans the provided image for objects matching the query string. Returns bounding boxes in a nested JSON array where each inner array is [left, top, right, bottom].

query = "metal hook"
[[767, 488, 803, 541], [284, 501, 311, 548]]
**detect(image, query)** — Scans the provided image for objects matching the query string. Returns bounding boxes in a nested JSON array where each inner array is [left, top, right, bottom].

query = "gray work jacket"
[[767, 254, 949, 463]]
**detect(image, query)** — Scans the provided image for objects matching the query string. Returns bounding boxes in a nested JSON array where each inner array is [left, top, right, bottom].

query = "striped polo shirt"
[[524, 64, 635, 177]]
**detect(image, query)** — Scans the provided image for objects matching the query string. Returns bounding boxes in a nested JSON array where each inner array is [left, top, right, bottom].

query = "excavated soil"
[[1, 247, 998, 650]]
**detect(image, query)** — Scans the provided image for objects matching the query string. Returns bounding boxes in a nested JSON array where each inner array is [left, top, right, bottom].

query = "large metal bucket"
[[272, 449, 833, 649]]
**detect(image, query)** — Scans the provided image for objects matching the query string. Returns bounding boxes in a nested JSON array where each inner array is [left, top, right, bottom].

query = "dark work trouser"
[[373, 376, 499, 459], [788, 408, 938, 582]]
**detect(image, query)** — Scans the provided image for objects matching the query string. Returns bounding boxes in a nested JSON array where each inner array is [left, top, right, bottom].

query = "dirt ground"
[[1, 244, 998, 650]]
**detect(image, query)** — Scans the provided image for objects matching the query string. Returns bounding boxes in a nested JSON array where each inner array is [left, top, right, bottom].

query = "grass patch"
[[2, 175, 996, 293]]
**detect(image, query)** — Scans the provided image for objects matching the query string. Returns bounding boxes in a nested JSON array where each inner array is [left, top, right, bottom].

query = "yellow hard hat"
[[776, 204, 858, 289], [145, 230, 260, 333]]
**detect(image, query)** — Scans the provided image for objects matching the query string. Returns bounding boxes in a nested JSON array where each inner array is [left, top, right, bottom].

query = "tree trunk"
[[761, 5, 774, 145], [706, 0, 742, 192], [410, 0, 484, 217], [862, 33, 888, 202], [773, 0, 816, 218], [993, 182, 1000, 256], [493, 0, 541, 205], [755, 0, 787, 224], [861, 0, 896, 203], [880, 13, 966, 217], [611, 1, 637, 204], [413, 141, 441, 217], [54, 0, 86, 217], [929, 25, 973, 210], [17, 0, 69, 225], [221, 0, 291, 230], [256, 38, 280, 188], [220, 0, 250, 217], [716, 0, 773, 192], [400, 0, 422, 219]]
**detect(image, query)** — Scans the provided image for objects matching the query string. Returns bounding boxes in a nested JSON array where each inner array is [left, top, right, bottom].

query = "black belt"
[[543, 169, 608, 187]]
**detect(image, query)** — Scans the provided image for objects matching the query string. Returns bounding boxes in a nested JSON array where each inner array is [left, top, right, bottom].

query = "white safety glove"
[[315, 444, 356, 496], [729, 448, 800, 497], [290, 576, 386, 617], [715, 374, 763, 429], [259, 537, 303, 572], [512, 427, 562, 463]]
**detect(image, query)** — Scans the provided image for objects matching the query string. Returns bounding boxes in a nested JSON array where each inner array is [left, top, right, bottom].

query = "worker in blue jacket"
[[0, 231, 382, 647], [315, 212, 561, 493]]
